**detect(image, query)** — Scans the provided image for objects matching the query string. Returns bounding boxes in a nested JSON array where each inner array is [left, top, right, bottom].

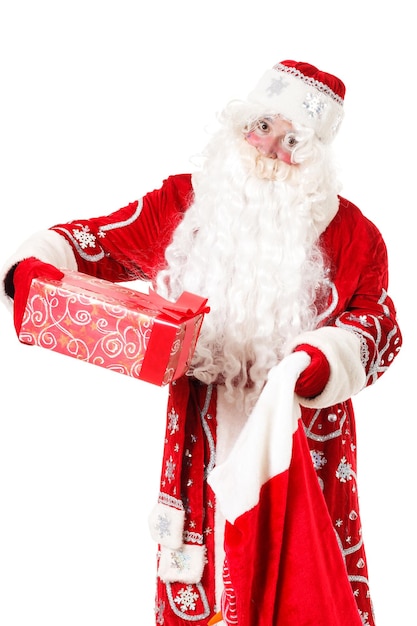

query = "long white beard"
[[156, 125, 339, 412]]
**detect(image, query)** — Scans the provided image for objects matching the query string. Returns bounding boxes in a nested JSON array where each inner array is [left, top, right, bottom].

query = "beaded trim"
[[273, 63, 344, 107]]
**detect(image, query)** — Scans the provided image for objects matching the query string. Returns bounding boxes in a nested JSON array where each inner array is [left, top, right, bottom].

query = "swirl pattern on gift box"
[[21, 282, 155, 376], [18, 271, 208, 386]]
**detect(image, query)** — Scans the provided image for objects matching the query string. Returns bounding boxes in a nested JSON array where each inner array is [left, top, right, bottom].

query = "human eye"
[[282, 132, 298, 150], [255, 118, 271, 134]]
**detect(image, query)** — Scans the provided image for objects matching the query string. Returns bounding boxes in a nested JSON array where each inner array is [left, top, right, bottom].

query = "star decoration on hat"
[[266, 76, 289, 98], [302, 92, 328, 118]]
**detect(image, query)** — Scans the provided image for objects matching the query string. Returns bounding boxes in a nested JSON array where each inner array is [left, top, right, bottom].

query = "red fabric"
[[279, 60, 346, 100], [154, 380, 218, 625], [223, 420, 362, 626], [293, 344, 330, 398], [12, 257, 64, 335], [39, 176, 400, 625], [49, 179, 400, 395], [50, 174, 193, 283]]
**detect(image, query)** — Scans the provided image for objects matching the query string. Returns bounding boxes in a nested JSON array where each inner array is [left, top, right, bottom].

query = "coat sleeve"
[[1, 174, 193, 308], [286, 200, 402, 409], [48, 173, 193, 282]]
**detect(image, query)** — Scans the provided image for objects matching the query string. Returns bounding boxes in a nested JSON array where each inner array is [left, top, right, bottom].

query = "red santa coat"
[[2, 174, 402, 625]]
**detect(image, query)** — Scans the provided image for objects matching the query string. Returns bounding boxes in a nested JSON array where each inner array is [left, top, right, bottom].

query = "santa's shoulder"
[[322, 195, 386, 253], [333, 195, 384, 238]]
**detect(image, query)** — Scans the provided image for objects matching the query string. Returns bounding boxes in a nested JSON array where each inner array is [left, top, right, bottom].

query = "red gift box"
[[18, 270, 209, 386]]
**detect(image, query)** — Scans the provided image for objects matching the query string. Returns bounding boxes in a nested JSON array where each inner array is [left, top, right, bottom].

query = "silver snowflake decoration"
[[155, 599, 165, 625], [72, 225, 97, 249], [310, 449, 327, 470], [165, 455, 176, 483], [359, 607, 370, 624], [266, 76, 288, 97], [336, 456, 353, 482], [347, 313, 372, 328], [155, 513, 171, 539], [170, 549, 191, 572], [302, 92, 327, 119], [168, 408, 180, 435], [174, 585, 199, 612]]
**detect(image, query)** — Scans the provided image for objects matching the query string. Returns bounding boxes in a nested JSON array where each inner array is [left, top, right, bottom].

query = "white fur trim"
[[213, 388, 250, 602], [287, 326, 366, 408], [248, 65, 344, 143], [0, 230, 77, 311], [216, 387, 250, 465], [148, 502, 185, 550], [158, 544, 206, 584], [208, 351, 310, 524], [213, 503, 226, 608]]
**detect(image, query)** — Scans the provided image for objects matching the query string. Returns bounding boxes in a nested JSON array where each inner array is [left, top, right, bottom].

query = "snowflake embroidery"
[[72, 225, 97, 249], [165, 456, 176, 483], [336, 457, 353, 482], [168, 408, 179, 435], [346, 313, 373, 328], [155, 513, 171, 539], [155, 599, 165, 625], [171, 549, 191, 572], [359, 610, 370, 625], [310, 449, 327, 470], [174, 585, 199, 612], [302, 92, 327, 118], [266, 76, 288, 97]]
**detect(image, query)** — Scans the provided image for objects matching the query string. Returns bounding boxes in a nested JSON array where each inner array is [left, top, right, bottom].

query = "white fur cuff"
[[0, 230, 77, 310], [148, 502, 185, 551], [287, 326, 366, 408], [158, 544, 206, 584]]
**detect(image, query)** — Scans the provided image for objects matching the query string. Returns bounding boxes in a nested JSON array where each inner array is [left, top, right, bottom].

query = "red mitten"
[[12, 257, 64, 336], [294, 343, 330, 399]]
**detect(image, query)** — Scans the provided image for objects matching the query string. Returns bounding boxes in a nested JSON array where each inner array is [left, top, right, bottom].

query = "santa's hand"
[[11, 257, 64, 336], [293, 343, 330, 399]]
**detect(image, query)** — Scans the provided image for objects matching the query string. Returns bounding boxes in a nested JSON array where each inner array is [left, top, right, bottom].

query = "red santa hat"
[[247, 59, 346, 143]]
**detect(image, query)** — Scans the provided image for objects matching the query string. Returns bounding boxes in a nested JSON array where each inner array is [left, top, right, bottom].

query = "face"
[[244, 116, 298, 165]]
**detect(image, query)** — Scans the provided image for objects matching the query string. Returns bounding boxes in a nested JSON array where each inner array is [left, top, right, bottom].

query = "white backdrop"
[[0, 2, 414, 624]]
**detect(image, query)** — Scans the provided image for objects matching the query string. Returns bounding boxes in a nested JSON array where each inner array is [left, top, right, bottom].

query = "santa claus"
[[1, 60, 402, 626]]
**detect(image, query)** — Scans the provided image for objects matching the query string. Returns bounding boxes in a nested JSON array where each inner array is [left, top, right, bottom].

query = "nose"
[[244, 122, 295, 165], [257, 136, 280, 159]]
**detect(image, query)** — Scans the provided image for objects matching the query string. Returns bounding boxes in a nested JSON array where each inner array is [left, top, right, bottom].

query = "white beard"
[[156, 123, 340, 413]]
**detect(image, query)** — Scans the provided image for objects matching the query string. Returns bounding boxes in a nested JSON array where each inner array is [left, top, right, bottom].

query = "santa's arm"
[[0, 174, 192, 310], [0, 230, 77, 312], [287, 238, 402, 409]]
